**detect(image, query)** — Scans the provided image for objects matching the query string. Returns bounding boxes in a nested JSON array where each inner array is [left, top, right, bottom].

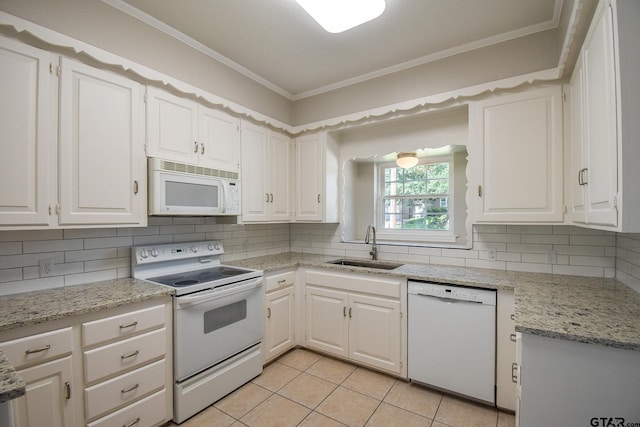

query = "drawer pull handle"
[[510, 333, 517, 342], [119, 321, 138, 330], [512, 362, 518, 383], [510, 314, 515, 321], [121, 350, 139, 360], [277, 279, 286, 285], [25, 344, 51, 355], [348, 307, 352, 318], [121, 383, 140, 394], [123, 417, 140, 427], [267, 307, 271, 319], [343, 306, 347, 317], [65, 382, 71, 400]]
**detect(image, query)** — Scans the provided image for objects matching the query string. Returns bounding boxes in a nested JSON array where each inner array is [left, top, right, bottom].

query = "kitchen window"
[[377, 158, 457, 243]]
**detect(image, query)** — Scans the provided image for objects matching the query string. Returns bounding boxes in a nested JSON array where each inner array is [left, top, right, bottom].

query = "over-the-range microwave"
[[148, 157, 240, 216]]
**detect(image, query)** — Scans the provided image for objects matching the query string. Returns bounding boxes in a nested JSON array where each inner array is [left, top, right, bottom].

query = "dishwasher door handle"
[[414, 293, 482, 304]]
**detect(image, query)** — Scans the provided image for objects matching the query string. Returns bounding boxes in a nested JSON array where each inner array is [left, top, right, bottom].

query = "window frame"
[[376, 156, 457, 243]]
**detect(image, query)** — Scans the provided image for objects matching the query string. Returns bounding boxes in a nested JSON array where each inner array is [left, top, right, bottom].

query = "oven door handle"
[[175, 277, 263, 308]]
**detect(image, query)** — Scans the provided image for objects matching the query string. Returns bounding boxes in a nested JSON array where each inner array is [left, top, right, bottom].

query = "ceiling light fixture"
[[295, 0, 387, 34], [396, 152, 419, 168]]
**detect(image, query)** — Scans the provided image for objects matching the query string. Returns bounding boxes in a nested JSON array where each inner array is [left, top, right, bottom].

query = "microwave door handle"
[[220, 181, 226, 213]]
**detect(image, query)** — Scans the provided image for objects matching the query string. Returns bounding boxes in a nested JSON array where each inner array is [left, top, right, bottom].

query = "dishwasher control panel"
[[408, 281, 496, 305]]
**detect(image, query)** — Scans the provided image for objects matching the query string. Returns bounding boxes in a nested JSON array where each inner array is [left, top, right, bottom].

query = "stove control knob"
[[191, 246, 198, 253], [213, 242, 220, 250], [150, 249, 159, 257], [139, 249, 149, 259], [208, 243, 214, 251]]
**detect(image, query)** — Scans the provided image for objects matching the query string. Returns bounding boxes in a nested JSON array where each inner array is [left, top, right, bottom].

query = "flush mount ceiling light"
[[396, 152, 419, 168], [295, 0, 387, 33]]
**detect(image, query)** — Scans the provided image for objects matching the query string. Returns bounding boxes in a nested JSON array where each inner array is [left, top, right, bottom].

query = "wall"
[[616, 233, 640, 293], [291, 223, 617, 278], [2, 221, 637, 296], [0, 0, 293, 124], [0, 218, 289, 296]]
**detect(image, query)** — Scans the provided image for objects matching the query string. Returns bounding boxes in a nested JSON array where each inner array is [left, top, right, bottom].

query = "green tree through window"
[[381, 161, 450, 231]]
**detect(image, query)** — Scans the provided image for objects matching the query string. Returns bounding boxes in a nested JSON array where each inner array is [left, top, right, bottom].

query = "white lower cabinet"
[[0, 298, 172, 427], [517, 333, 640, 427], [496, 289, 516, 411], [81, 302, 172, 426], [264, 270, 296, 363], [0, 327, 79, 427], [303, 269, 405, 376]]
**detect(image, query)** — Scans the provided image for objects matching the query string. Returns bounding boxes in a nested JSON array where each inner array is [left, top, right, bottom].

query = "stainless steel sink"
[[327, 259, 404, 270]]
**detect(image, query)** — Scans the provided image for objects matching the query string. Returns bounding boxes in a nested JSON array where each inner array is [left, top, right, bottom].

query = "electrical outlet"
[[546, 250, 557, 264], [488, 248, 497, 260], [39, 258, 55, 277]]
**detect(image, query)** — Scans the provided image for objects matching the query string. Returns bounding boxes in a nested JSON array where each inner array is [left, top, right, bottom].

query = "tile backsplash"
[[1, 219, 639, 295]]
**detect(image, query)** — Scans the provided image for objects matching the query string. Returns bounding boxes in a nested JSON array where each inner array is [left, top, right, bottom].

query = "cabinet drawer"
[[84, 328, 166, 383], [0, 327, 72, 369], [305, 269, 401, 298], [265, 270, 295, 292], [84, 358, 166, 420], [82, 304, 166, 348], [87, 388, 167, 427]]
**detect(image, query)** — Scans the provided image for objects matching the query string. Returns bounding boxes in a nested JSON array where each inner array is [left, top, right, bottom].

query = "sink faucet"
[[365, 225, 377, 260]]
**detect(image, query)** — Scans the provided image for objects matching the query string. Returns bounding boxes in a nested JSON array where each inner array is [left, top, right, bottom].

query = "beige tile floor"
[[168, 349, 516, 427]]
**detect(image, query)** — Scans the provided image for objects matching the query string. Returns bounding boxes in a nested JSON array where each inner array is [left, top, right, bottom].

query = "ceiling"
[[105, 0, 563, 101]]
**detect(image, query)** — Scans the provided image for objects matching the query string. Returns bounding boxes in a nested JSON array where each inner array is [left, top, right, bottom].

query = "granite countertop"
[[0, 351, 25, 403], [227, 252, 640, 351], [0, 278, 172, 402]]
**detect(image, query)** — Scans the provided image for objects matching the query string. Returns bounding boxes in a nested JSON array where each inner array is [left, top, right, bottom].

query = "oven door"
[[174, 277, 263, 382]]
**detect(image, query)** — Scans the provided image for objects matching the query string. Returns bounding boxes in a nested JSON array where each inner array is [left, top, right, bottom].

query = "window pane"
[[427, 178, 448, 194], [426, 214, 449, 230], [428, 163, 449, 179]]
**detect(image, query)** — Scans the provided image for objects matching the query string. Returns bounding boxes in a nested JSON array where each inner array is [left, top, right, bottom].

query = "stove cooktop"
[[148, 266, 251, 288]]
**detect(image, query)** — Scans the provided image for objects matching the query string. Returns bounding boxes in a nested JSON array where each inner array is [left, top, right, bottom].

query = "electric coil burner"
[[132, 240, 264, 424]]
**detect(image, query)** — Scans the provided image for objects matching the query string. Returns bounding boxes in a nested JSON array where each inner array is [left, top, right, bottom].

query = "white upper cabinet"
[[568, 0, 640, 231], [294, 132, 339, 222], [199, 107, 241, 172], [240, 121, 291, 222], [59, 58, 146, 226], [469, 86, 564, 223], [0, 37, 54, 227], [0, 37, 146, 229], [146, 87, 240, 172]]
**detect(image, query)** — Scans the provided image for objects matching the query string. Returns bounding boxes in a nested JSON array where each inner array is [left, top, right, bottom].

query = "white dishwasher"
[[408, 280, 496, 405]]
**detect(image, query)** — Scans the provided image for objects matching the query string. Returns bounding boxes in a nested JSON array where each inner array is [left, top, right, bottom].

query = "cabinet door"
[[496, 289, 516, 411], [199, 107, 240, 172], [264, 286, 295, 362], [146, 87, 199, 164], [0, 37, 53, 226], [295, 133, 324, 221], [9, 356, 77, 427], [348, 294, 401, 374], [569, 57, 587, 224], [240, 121, 269, 222], [269, 132, 292, 221], [58, 59, 146, 226], [582, 3, 618, 227], [472, 86, 563, 222], [305, 286, 348, 358]]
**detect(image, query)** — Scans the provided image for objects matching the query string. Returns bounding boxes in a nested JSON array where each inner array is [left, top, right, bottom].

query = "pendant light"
[[396, 152, 418, 168]]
